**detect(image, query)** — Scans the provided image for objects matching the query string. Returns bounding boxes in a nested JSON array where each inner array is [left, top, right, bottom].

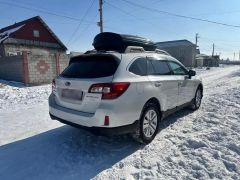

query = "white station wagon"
[[49, 33, 203, 143]]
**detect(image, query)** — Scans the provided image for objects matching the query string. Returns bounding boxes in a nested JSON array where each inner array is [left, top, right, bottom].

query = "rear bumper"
[[50, 113, 139, 135], [49, 94, 139, 135]]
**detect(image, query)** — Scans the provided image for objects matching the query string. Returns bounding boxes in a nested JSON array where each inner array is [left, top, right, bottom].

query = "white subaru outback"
[[49, 34, 203, 144]]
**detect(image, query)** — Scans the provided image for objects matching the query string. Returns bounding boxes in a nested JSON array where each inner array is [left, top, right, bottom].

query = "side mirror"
[[188, 70, 196, 78]]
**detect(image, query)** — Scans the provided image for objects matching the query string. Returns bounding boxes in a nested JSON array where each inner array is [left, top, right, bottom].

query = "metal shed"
[[156, 40, 196, 68]]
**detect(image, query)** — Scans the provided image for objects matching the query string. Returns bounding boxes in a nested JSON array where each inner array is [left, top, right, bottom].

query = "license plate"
[[62, 89, 83, 100]]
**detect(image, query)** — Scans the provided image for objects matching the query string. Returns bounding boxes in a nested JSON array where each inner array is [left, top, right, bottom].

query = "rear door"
[[54, 54, 120, 113], [167, 61, 195, 106], [147, 58, 179, 111]]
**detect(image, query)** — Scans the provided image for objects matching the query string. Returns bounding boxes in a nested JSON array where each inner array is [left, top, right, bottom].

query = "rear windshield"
[[61, 55, 119, 78]]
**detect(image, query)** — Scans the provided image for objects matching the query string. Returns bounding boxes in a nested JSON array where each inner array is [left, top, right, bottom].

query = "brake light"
[[88, 82, 130, 99], [52, 79, 56, 94]]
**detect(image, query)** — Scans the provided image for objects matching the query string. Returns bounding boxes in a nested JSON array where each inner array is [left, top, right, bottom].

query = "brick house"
[[0, 16, 69, 85]]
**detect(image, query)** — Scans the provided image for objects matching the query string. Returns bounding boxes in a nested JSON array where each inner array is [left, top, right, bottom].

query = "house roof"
[[0, 16, 67, 50], [155, 40, 196, 47], [0, 24, 25, 43]]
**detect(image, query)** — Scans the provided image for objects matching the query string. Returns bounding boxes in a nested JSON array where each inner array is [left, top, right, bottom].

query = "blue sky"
[[1, 0, 240, 59]]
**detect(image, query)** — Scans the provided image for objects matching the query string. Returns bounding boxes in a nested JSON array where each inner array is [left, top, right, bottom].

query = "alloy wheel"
[[143, 109, 158, 138]]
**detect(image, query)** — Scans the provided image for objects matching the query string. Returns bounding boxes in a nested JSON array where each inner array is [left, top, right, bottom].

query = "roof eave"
[[36, 16, 67, 50]]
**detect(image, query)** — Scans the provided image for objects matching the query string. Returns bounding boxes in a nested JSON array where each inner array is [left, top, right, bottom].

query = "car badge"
[[65, 82, 71, 86]]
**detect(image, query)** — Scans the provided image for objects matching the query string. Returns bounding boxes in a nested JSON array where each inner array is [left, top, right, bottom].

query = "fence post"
[[55, 52, 60, 76], [22, 51, 29, 85]]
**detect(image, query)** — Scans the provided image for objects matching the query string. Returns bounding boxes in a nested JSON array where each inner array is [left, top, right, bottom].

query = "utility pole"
[[195, 33, 200, 52], [194, 33, 200, 68], [212, 43, 215, 56], [98, 0, 103, 33], [233, 52, 235, 60], [239, 50, 240, 61]]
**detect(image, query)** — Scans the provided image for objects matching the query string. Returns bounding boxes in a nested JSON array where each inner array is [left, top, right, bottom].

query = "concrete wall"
[[0, 44, 70, 85], [0, 55, 23, 82], [27, 54, 56, 84], [157, 45, 196, 67]]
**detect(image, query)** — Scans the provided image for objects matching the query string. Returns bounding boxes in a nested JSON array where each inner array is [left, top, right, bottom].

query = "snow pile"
[[0, 80, 51, 110]]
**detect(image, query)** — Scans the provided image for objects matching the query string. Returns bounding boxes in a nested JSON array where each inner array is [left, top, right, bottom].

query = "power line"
[[200, 36, 240, 44], [0, 1, 94, 23], [67, 0, 95, 45], [104, 1, 166, 30], [151, 0, 167, 4], [80, 12, 99, 35], [120, 0, 240, 28], [104, 25, 122, 32], [70, 12, 99, 46], [200, 38, 239, 51], [105, 1, 143, 21], [105, 1, 198, 44], [190, 10, 240, 17], [8, 0, 82, 18]]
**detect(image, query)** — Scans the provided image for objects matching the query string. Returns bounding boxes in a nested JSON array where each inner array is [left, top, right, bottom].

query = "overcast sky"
[[1, 0, 240, 60]]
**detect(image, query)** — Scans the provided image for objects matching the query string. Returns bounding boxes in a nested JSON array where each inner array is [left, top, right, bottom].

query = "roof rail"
[[125, 46, 145, 53], [84, 50, 97, 54], [155, 49, 170, 56]]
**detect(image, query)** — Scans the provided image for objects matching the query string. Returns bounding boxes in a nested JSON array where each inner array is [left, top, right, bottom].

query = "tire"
[[190, 87, 202, 110], [131, 103, 160, 144]]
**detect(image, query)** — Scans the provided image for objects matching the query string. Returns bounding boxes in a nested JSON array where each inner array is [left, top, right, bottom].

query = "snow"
[[0, 24, 25, 43], [0, 65, 240, 179], [0, 80, 50, 111]]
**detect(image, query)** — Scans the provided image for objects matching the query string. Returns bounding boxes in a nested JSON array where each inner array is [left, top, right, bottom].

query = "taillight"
[[52, 79, 56, 94], [88, 82, 130, 99]]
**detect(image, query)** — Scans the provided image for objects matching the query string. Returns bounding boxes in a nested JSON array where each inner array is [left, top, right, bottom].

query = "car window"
[[129, 58, 147, 76], [61, 55, 119, 78], [168, 61, 187, 75], [148, 60, 172, 75]]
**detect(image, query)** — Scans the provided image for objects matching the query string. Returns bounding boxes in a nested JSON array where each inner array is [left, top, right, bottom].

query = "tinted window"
[[148, 60, 171, 75], [61, 55, 119, 78], [129, 58, 147, 76], [168, 61, 187, 75]]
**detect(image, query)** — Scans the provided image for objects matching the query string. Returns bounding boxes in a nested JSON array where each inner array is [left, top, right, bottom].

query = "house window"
[[33, 30, 40, 38]]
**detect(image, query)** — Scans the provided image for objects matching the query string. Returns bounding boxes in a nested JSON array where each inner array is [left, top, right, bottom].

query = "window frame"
[[33, 30, 40, 38], [147, 57, 173, 76], [167, 60, 189, 76], [128, 57, 148, 76]]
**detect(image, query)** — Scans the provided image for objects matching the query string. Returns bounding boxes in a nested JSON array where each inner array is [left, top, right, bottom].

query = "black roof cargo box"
[[93, 32, 156, 53]]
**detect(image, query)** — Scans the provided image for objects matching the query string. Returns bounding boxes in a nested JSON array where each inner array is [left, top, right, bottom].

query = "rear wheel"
[[190, 87, 202, 110], [132, 103, 160, 144]]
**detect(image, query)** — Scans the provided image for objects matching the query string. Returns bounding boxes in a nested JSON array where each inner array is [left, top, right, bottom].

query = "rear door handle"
[[178, 82, 183, 86], [154, 82, 162, 87]]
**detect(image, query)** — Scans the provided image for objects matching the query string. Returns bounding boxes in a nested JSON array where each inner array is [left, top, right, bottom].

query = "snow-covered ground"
[[0, 79, 50, 111], [0, 65, 239, 180]]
